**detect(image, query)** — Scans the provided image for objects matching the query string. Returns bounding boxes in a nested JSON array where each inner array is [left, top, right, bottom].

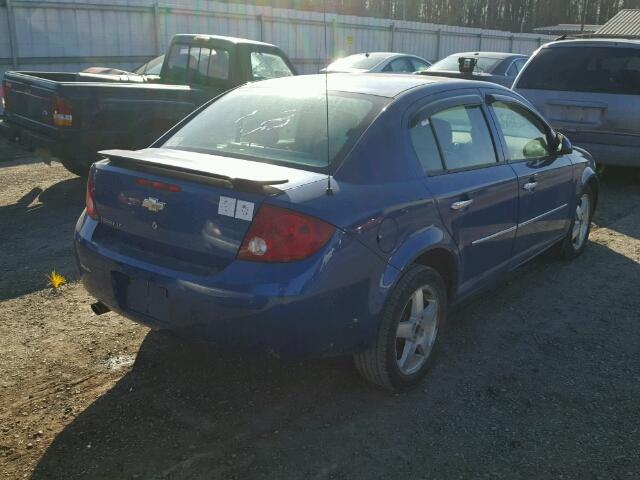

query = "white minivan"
[[514, 39, 640, 169]]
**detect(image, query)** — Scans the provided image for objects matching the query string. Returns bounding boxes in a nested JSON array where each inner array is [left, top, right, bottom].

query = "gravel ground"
[[1, 141, 639, 479]]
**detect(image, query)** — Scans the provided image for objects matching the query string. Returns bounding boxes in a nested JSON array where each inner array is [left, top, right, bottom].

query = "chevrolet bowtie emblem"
[[142, 197, 165, 213]]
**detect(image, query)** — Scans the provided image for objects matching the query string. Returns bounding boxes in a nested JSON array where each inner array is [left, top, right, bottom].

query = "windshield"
[[135, 54, 164, 75], [326, 53, 389, 71], [162, 87, 387, 172], [428, 55, 502, 74], [516, 46, 640, 94]]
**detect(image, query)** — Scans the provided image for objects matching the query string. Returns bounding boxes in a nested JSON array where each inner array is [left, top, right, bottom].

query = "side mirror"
[[556, 132, 572, 155]]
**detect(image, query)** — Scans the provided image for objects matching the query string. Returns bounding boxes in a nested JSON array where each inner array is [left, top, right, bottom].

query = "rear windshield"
[[163, 43, 230, 85], [162, 88, 388, 172], [327, 53, 389, 71], [428, 55, 502, 73], [517, 46, 640, 95]]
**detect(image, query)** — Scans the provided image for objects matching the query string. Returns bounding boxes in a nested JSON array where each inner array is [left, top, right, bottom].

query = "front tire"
[[555, 184, 594, 260], [354, 265, 446, 391]]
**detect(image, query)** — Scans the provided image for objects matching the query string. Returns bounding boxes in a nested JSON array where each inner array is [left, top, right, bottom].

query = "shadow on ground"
[[31, 238, 640, 479], [0, 176, 85, 300], [593, 167, 640, 240]]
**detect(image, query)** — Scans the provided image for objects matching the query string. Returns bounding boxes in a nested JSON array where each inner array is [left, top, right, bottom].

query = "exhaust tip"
[[91, 301, 110, 315]]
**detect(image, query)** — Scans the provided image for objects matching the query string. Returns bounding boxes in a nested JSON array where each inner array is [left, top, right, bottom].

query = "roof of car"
[[171, 34, 278, 48], [246, 73, 501, 98], [444, 51, 528, 59], [542, 38, 640, 48]]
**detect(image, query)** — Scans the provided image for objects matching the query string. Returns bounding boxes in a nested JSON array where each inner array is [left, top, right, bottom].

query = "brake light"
[[52, 96, 73, 127], [135, 178, 181, 192], [86, 164, 98, 219], [238, 204, 335, 262]]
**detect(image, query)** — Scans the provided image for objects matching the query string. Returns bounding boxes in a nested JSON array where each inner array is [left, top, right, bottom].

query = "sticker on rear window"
[[218, 196, 236, 217], [235, 200, 254, 221]]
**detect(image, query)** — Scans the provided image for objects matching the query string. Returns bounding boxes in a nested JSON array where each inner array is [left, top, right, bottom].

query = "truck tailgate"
[[3, 74, 57, 131]]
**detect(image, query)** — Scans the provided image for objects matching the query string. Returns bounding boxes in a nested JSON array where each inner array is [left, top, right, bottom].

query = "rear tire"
[[354, 265, 446, 391], [60, 158, 89, 177], [554, 184, 594, 260]]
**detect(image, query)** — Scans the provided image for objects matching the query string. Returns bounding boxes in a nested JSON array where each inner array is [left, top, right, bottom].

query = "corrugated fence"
[[0, 0, 554, 77]]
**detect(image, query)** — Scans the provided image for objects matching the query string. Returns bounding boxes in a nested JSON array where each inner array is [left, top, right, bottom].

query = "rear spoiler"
[[98, 149, 288, 195]]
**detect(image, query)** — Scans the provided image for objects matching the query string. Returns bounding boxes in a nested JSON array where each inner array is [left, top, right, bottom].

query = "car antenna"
[[323, 3, 333, 196]]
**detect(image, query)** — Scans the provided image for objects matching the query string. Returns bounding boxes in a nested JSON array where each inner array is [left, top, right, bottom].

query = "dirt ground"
[[1, 140, 639, 479]]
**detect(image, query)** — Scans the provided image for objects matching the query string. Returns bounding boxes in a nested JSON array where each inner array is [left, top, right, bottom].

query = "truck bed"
[[1, 70, 202, 174]]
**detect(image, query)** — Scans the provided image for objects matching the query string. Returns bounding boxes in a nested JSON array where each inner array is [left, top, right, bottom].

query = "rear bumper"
[[0, 117, 72, 162], [74, 213, 385, 357], [570, 141, 639, 167], [557, 130, 640, 167]]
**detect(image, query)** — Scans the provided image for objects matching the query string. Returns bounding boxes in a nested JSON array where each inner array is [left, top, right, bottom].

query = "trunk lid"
[[92, 148, 325, 272]]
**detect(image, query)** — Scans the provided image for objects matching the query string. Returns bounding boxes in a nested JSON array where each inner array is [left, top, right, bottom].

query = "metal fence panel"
[[0, 0, 553, 75]]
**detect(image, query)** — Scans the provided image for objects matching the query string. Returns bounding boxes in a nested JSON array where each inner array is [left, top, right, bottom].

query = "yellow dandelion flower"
[[48, 271, 67, 289]]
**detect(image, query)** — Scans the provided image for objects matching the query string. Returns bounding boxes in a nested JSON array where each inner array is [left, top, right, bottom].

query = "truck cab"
[[0, 34, 296, 176]]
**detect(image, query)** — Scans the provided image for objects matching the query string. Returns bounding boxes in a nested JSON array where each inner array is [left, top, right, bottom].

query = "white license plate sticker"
[[218, 196, 236, 217], [235, 200, 255, 221]]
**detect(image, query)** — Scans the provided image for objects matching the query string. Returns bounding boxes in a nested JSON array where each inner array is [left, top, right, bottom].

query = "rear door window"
[[384, 58, 413, 73], [251, 52, 294, 80], [430, 105, 497, 170], [517, 46, 640, 95]]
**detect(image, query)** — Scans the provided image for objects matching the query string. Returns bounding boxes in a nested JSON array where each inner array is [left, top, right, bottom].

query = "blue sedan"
[[75, 74, 598, 390]]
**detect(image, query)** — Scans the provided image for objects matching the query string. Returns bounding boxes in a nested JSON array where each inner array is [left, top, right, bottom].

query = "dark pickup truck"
[[0, 34, 296, 175]]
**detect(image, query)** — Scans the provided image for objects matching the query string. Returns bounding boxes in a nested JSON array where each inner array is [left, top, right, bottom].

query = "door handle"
[[523, 181, 537, 192], [450, 199, 474, 211]]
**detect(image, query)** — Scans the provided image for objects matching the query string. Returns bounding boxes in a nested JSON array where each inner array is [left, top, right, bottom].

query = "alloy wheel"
[[395, 285, 439, 375], [571, 193, 591, 250]]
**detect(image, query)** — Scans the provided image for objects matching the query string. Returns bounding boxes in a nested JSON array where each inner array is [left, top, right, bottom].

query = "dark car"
[[76, 73, 598, 391], [422, 52, 528, 87], [514, 39, 640, 170], [0, 35, 296, 176], [321, 52, 431, 74]]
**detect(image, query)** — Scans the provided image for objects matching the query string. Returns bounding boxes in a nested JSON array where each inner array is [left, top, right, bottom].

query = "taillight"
[[0, 84, 8, 111], [238, 204, 335, 262], [52, 96, 73, 127], [85, 164, 98, 219]]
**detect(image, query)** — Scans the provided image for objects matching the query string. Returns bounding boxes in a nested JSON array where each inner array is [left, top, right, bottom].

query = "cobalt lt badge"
[[142, 197, 165, 213]]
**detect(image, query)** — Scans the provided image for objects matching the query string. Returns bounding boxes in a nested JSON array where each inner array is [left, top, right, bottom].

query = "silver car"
[[514, 39, 640, 168], [322, 52, 431, 74]]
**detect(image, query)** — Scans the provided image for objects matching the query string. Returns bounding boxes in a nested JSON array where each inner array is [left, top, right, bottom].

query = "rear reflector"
[[238, 204, 335, 262], [135, 178, 182, 192], [52, 96, 73, 127]]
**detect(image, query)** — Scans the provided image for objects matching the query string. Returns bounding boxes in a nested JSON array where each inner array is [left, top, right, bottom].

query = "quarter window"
[[429, 105, 497, 170], [491, 101, 550, 160], [251, 52, 294, 80], [411, 58, 431, 72], [410, 117, 444, 173]]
